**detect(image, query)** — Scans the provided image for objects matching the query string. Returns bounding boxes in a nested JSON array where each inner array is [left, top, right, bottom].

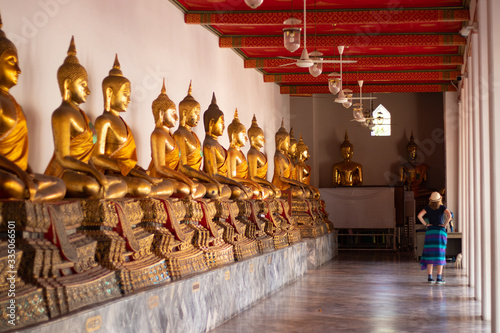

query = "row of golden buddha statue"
[[0, 18, 332, 329]]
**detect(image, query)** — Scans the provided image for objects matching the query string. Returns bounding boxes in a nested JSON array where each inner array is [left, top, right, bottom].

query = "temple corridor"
[[211, 251, 490, 333]]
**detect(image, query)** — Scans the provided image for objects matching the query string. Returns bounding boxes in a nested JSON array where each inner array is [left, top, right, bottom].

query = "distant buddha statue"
[[332, 132, 363, 186], [202, 94, 249, 200], [247, 115, 280, 198], [91, 55, 173, 197], [147, 80, 205, 199], [173, 82, 229, 199], [288, 128, 298, 180], [296, 134, 320, 198], [272, 119, 305, 198], [226, 109, 264, 199], [399, 132, 429, 196], [45, 37, 127, 199], [0, 18, 66, 201]]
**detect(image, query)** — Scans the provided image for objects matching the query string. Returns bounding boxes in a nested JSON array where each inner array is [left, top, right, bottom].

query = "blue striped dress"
[[420, 226, 448, 269]]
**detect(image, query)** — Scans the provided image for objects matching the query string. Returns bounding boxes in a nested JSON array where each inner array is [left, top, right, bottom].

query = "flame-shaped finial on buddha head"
[[179, 80, 201, 126], [152, 78, 175, 124], [203, 92, 224, 135], [248, 114, 264, 139], [57, 36, 88, 98]]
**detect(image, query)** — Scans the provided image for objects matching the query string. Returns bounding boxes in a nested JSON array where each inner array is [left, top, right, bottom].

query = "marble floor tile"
[[211, 251, 490, 333]]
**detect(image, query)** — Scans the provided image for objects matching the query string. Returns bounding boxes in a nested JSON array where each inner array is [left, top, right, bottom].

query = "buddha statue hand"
[[23, 173, 38, 200]]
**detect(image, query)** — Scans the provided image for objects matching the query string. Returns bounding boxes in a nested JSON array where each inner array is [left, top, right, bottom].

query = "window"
[[370, 104, 391, 137]]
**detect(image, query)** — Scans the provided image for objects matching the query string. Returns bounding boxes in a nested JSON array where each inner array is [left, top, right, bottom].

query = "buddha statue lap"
[[91, 55, 173, 198], [0, 21, 65, 202], [332, 132, 363, 187], [147, 79, 206, 199], [44, 37, 127, 200]]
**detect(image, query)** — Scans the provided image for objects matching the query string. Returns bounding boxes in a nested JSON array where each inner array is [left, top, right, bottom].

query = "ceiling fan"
[[278, 0, 356, 69]]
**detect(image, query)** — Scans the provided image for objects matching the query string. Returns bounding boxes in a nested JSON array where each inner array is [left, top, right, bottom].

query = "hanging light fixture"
[[283, 0, 302, 52], [334, 46, 348, 103], [328, 76, 341, 95], [245, 0, 264, 9], [308, 0, 323, 77]]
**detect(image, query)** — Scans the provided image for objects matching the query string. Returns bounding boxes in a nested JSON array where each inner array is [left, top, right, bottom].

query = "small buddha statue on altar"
[[45, 37, 127, 199], [147, 79, 206, 199], [202, 94, 250, 200], [91, 55, 173, 197], [173, 82, 229, 199], [0, 18, 66, 201], [399, 132, 429, 196], [226, 109, 264, 199], [247, 115, 280, 198], [272, 120, 305, 198], [332, 131, 363, 186]]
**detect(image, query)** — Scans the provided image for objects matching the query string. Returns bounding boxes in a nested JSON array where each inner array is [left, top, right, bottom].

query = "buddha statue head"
[[341, 131, 354, 162], [179, 81, 200, 128], [297, 134, 309, 162], [102, 54, 131, 112], [248, 114, 265, 149], [406, 132, 418, 163], [275, 119, 290, 153], [203, 93, 224, 137], [0, 17, 21, 91], [288, 128, 298, 159], [57, 36, 90, 105], [227, 108, 247, 148], [152, 79, 177, 128]]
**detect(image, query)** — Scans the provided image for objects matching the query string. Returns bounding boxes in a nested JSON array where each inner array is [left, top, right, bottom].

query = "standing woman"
[[418, 192, 452, 284]]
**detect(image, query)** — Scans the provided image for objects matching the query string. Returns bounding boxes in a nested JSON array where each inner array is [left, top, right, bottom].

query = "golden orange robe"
[[272, 154, 292, 190], [186, 132, 203, 171], [256, 159, 268, 179], [108, 122, 137, 176], [147, 136, 181, 177], [216, 145, 228, 176], [45, 110, 96, 177], [0, 94, 29, 171], [234, 150, 249, 179]]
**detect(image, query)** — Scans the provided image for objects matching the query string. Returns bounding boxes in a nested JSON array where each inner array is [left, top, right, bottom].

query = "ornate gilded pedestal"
[[179, 199, 234, 269], [139, 198, 208, 279], [269, 199, 302, 244], [0, 200, 121, 324], [80, 199, 170, 294], [235, 200, 275, 253], [254, 200, 289, 250], [290, 199, 327, 238], [213, 200, 260, 261]]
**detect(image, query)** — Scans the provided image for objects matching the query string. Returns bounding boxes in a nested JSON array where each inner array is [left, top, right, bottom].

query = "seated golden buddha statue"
[[296, 134, 320, 199], [173, 82, 228, 199], [0, 20, 65, 202], [399, 132, 429, 196], [287, 127, 298, 180], [147, 80, 205, 199], [247, 115, 280, 198], [226, 109, 264, 199], [202, 94, 249, 200], [272, 120, 305, 198], [44, 37, 127, 199], [91, 55, 172, 198], [333, 132, 363, 186]]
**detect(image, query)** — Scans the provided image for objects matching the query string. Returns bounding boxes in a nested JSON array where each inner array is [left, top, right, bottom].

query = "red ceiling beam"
[[220, 34, 466, 48], [186, 9, 469, 25], [264, 71, 460, 83], [280, 84, 457, 94], [244, 55, 463, 69]]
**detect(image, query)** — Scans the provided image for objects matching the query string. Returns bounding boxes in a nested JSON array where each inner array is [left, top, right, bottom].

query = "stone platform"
[[14, 232, 336, 333]]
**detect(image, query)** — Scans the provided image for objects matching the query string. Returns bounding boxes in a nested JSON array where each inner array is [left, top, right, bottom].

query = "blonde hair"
[[429, 200, 441, 210]]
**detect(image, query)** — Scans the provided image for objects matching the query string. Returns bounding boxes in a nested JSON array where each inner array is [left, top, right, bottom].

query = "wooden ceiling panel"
[[170, 0, 467, 94]]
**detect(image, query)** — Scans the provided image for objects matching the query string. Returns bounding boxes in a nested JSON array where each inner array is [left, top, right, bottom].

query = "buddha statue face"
[[184, 105, 200, 127], [248, 115, 265, 149], [211, 115, 225, 137], [407, 146, 417, 162], [341, 146, 353, 161], [152, 80, 177, 129], [66, 76, 90, 105], [109, 82, 131, 112], [288, 140, 297, 158], [0, 49, 21, 90], [164, 106, 178, 128], [228, 109, 247, 148]]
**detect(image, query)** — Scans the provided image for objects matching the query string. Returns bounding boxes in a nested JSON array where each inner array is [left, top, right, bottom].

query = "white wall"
[[0, 0, 288, 177], [444, 91, 459, 218]]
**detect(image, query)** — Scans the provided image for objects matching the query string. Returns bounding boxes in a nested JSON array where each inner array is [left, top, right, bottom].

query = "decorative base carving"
[[80, 199, 170, 294], [235, 200, 274, 253]]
